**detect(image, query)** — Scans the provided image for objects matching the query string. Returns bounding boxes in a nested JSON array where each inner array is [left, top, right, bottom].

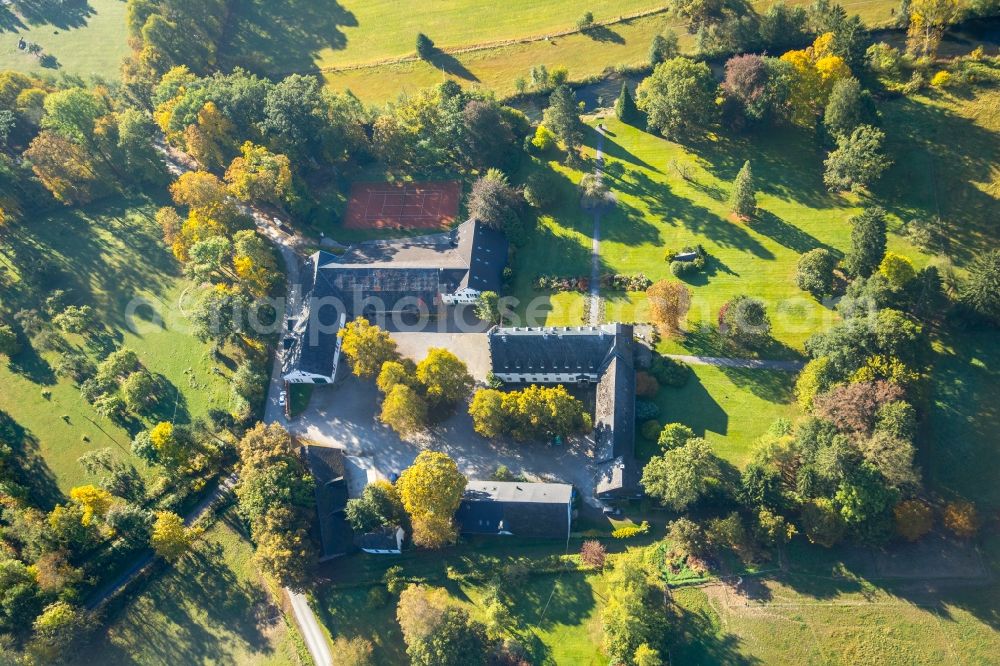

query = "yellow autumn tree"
[[68, 485, 113, 526], [184, 101, 237, 170], [780, 33, 851, 125], [225, 142, 294, 209], [150, 511, 200, 560], [395, 451, 466, 548], [907, 0, 961, 58]]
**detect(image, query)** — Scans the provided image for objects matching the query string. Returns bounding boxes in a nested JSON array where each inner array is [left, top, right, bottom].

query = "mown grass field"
[[74, 509, 304, 666], [0, 0, 128, 79], [672, 575, 1000, 665], [0, 196, 232, 493], [321, 0, 901, 103]]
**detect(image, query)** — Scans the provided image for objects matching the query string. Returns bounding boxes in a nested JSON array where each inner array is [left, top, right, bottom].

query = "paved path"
[[588, 131, 605, 325], [288, 591, 334, 666], [159, 141, 332, 665], [664, 354, 805, 371], [84, 473, 237, 611]]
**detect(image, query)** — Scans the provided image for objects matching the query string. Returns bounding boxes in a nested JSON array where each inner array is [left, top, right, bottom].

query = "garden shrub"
[[636, 400, 660, 422], [612, 521, 650, 538], [640, 420, 662, 441], [649, 355, 690, 387]]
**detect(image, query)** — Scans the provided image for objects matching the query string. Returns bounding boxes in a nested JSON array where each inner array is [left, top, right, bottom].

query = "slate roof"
[[488, 326, 619, 375], [488, 324, 639, 498], [456, 481, 572, 539], [304, 446, 352, 560], [284, 219, 507, 379], [357, 526, 401, 551]]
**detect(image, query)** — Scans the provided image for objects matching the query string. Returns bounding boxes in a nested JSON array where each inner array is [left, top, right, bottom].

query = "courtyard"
[[283, 331, 620, 506]]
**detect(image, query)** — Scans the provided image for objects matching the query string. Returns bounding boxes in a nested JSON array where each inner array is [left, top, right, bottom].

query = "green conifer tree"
[[614, 81, 639, 124], [729, 160, 756, 219]]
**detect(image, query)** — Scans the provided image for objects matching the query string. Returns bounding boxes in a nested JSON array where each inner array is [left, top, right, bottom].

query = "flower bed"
[[534, 272, 651, 292]]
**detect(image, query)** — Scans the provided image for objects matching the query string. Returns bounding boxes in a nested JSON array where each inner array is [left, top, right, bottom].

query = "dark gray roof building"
[[304, 446, 352, 561], [488, 324, 639, 499], [283, 219, 507, 383], [456, 481, 573, 539]]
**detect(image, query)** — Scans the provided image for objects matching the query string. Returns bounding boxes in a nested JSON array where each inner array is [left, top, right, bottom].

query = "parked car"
[[278, 390, 287, 407]]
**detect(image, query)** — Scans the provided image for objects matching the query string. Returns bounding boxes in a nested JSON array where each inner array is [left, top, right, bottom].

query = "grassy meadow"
[[320, 0, 902, 103], [75, 509, 305, 666], [0, 0, 128, 79], [0, 196, 233, 494], [312, 530, 1000, 666]]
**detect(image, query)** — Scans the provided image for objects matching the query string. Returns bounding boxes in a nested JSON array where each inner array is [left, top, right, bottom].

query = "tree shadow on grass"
[[218, 0, 358, 75], [0, 409, 62, 509], [874, 93, 1000, 269], [669, 592, 762, 665], [426, 50, 480, 82], [599, 132, 661, 173], [656, 369, 729, 447], [750, 209, 838, 255], [6, 342, 56, 385], [582, 25, 625, 44], [689, 128, 843, 211], [8, 0, 94, 30]]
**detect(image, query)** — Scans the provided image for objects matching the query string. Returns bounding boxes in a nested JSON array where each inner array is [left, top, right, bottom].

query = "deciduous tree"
[[641, 437, 719, 510], [824, 124, 891, 192], [893, 499, 933, 541], [150, 510, 197, 560], [636, 57, 716, 139], [796, 248, 837, 297], [646, 279, 691, 336], [396, 451, 466, 548], [720, 294, 771, 345], [380, 384, 429, 437], [225, 141, 294, 209], [415, 348, 473, 410], [338, 318, 399, 378]]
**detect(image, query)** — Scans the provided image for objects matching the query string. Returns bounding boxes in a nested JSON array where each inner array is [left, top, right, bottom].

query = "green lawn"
[[74, 510, 304, 666], [671, 573, 1000, 665], [646, 364, 798, 467], [0, 0, 129, 79], [0, 196, 232, 494]]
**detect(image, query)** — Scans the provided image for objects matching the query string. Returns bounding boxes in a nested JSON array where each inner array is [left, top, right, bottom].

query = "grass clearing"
[[0, 196, 232, 493], [672, 575, 1000, 665], [313, 537, 613, 664], [0, 0, 128, 79], [75, 509, 303, 666], [645, 364, 798, 467]]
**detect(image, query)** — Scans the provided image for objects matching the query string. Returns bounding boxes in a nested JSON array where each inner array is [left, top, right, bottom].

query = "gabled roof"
[[284, 220, 507, 380], [457, 481, 572, 538], [304, 446, 352, 559], [487, 324, 639, 498], [488, 325, 620, 374]]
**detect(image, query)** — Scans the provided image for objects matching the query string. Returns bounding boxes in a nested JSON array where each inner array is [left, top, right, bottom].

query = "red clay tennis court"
[[344, 181, 460, 230]]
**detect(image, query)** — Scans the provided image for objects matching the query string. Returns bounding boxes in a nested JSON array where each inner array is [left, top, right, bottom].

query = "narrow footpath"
[[588, 131, 605, 325]]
